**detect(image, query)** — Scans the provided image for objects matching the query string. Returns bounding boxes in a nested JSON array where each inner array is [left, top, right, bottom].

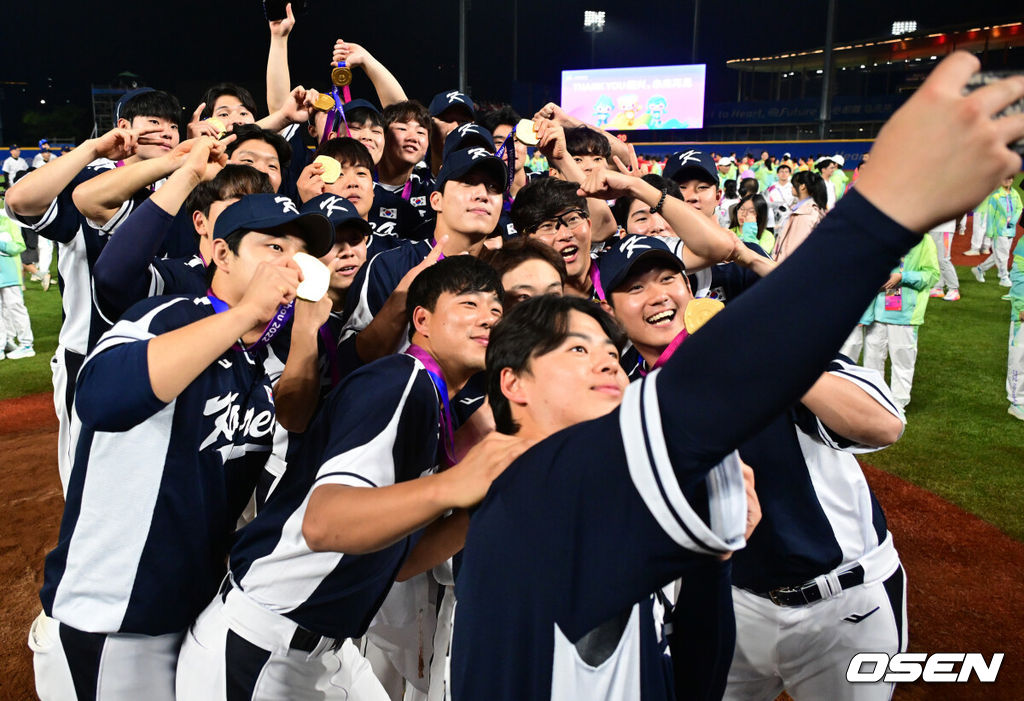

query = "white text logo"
[[846, 653, 1003, 683]]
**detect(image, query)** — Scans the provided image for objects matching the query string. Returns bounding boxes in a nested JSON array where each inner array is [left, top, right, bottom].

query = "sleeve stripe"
[[93, 198, 134, 234], [314, 471, 378, 488], [830, 367, 902, 418], [85, 297, 188, 361], [620, 372, 744, 555], [641, 373, 746, 552]]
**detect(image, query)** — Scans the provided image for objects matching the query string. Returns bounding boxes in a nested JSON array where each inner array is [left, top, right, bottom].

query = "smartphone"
[[963, 71, 1024, 157], [263, 0, 309, 21]]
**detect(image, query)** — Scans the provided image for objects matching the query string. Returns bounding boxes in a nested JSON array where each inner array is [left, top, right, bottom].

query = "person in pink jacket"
[[771, 170, 827, 262]]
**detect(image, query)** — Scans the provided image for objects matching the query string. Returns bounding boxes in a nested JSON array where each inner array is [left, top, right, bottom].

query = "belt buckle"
[[767, 585, 799, 606]]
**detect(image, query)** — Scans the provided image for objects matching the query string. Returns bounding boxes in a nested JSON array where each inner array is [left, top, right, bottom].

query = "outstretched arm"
[[5, 126, 159, 219], [266, 2, 297, 113], [333, 40, 407, 107], [655, 52, 1024, 468]]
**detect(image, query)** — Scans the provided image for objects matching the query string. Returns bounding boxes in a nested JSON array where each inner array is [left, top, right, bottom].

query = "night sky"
[[0, 1, 1013, 143]]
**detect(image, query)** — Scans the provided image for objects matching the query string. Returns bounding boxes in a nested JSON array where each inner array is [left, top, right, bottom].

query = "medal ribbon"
[[404, 344, 457, 468], [320, 62, 353, 146], [207, 289, 294, 352], [494, 125, 518, 195], [638, 328, 689, 377], [319, 323, 341, 387], [588, 262, 606, 302]]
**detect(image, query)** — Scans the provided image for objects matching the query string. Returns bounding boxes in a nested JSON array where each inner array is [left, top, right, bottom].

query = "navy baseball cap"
[[429, 89, 475, 118], [442, 123, 495, 163], [114, 87, 157, 124], [596, 235, 685, 294], [301, 194, 371, 241], [435, 147, 507, 194], [214, 194, 334, 257], [342, 98, 381, 118], [663, 149, 718, 185]]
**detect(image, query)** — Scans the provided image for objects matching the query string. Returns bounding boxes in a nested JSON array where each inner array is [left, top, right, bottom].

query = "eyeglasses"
[[529, 209, 588, 237]]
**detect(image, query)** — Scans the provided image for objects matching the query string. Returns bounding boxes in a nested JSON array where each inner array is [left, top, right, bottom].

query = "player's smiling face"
[[228, 140, 282, 193], [626, 200, 676, 238], [508, 310, 627, 435], [320, 224, 367, 292], [386, 120, 429, 166], [416, 290, 503, 374], [323, 162, 374, 218], [347, 120, 385, 165], [528, 207, 593, 281], [431, 171, 503, 237], [126, 115, 180, 160], [609, 263, 691, 362]]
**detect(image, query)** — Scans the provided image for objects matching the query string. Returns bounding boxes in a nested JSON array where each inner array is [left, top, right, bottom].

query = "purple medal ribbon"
[[320, 62, 353, 147], [206, 289, 294, 353], [318, 323, 341, 387], [494, 125, 518, 195], [404, 343, 457, 468]]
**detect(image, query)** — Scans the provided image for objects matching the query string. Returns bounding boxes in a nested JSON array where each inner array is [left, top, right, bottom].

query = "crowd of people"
[[4, 8, 1024, 700]]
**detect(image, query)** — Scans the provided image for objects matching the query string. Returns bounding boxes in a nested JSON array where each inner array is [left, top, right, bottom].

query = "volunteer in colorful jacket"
[[971, 175, 1022, 287], [859, 235, 940, 409]]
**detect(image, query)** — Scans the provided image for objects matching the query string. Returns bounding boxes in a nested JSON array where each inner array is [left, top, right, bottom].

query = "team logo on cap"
[[467, 147, 491, 161], [674, 150, 703, 166], [410, 196, 426, 207], [455, 123, 478, 137], [275, 196, 299, 215], [379, 207, 397, 219], [446, 91, 463, 103], [621, 236, 653, 259], [318, 195, 350, 218]]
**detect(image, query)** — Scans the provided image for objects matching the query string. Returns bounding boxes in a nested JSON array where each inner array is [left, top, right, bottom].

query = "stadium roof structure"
[[726, 21, 1023, 73]]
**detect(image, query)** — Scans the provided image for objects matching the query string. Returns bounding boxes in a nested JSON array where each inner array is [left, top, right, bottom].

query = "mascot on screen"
[[642, 95, 686, 129], [592, 95, 614, 127], [609, 94, 642, 129]]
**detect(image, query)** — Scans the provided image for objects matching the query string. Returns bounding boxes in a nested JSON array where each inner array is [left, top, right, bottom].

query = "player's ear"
[[411, 305, 432, 338], [499, 366, 528, 406], [429, 189, 444, 214], [193, 210, 208, 236], [117, 117, 132, 131], [210, 238, 233, 274]]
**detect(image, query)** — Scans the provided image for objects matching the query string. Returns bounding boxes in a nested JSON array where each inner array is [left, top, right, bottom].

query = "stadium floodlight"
[[583, 10, 606, 32], [891, 20, 917, 36]]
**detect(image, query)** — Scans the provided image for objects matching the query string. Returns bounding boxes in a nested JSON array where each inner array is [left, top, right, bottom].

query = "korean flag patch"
[[410, 196, 426, 208], [379, 207, 397, 220]]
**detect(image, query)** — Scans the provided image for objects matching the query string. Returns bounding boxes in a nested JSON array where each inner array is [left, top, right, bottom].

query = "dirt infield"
[[0, 393, 1021, 699]]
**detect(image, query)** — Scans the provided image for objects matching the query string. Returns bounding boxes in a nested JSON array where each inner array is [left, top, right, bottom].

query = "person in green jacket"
[[1006, 236, 1024, 421], [0, 200, 35, 359], [971, 175, 1023, 287], [859, 234, 940, 409], [829, 154, 850, 203], [728, 193, 776, 256]]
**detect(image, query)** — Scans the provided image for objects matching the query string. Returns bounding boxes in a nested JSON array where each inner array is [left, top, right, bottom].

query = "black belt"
[[756, 565, 865, 607], [218, 577, 341, 653]]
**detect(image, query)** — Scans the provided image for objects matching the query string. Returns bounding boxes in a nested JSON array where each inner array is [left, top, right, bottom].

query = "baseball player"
[[450, 53, 1024, 700], [595, 234, 908, 700], [29, 194, 332, 701], [175, 256, 524, 700], [3, 89, 182, 494]]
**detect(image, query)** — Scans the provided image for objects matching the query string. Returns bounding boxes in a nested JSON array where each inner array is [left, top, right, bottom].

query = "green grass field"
[[2, 256, 1023, 540]]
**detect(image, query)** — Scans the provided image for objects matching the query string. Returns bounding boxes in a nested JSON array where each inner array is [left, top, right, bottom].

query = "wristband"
[[650, 188, 667, 215]]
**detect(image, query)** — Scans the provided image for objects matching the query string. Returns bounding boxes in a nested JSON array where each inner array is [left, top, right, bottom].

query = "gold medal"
[[313, 93, 336, 112], [515, 119, 539, 146], [331, 66, 353, 87], [683, 298, 725, 334]]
